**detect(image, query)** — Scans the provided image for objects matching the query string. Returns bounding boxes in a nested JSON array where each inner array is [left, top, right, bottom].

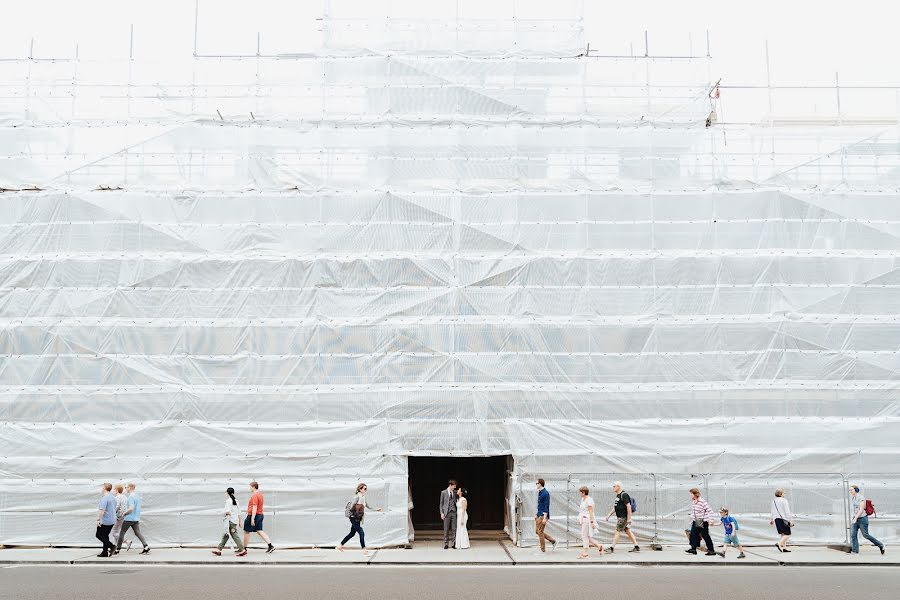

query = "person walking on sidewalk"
[[716, 507, 746, 559], [576, 486, 604, 559], [534, 478, 556, 552], [95, 483, 117, 557], [242, 481, 274, 553], [213, 487, 247, 557], [109, 484, 127, 548], [338, 483, 382, 555], [686, 488, 717, 556], [605, 481, 639, 553], [850, 485, 885, 555], [439, 479, 458, 549], [770, 488, 794, 553], [115, 483, 150, 555]]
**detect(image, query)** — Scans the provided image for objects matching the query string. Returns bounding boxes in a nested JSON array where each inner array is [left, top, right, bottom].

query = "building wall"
[[2, 13, 900, 547]]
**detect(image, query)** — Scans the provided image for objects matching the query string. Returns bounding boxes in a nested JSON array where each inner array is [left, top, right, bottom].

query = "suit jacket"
[[440, 488, 457, 516]]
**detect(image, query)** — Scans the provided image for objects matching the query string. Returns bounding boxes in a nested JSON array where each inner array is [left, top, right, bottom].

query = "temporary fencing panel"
[[566, 473, 657, 548], [704, 473, 848, 546], [516, 472, 573, 549]]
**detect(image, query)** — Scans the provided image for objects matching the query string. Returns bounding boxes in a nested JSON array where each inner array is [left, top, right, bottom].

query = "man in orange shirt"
[[242, 481, 275, 553]]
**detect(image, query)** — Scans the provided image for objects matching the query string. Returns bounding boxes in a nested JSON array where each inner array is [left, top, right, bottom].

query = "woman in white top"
[[576, 486, 604, 559], [213, 487, 247, 556], [455, 487, 470, 549], [109, 484, 128, 550], [338, 483, 382, 555], [769, 488, 794, 552]]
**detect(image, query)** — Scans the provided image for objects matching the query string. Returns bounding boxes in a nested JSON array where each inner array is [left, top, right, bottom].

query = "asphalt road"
[[2, 565, 897, 600]]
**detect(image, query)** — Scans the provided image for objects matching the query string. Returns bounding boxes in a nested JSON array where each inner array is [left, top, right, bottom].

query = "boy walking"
[[716, 507, 746, 559]]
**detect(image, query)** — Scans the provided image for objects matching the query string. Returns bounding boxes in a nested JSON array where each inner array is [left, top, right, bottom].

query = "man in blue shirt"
[[95, 483, 117, 557], [115, 482, 150, 555], [535, 479, 557, 552]]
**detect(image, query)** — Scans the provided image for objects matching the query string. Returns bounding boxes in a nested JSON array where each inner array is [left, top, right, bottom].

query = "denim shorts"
[[724, 533, 740, 546], [243, 514, 264, 532]]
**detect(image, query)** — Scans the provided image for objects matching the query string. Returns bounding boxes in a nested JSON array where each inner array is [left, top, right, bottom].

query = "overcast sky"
[[3, 0, 894, 87]]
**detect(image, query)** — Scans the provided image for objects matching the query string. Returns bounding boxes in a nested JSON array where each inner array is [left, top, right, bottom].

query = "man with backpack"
[[605, 481, 639, 553], [850, 485, 885, 555]]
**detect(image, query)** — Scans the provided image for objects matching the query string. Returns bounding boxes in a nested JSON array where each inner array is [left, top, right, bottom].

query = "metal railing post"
[[651, 473, 660, 549], [516, 472, 522, 546], [842, 475, 851, 548], [566, 474, 572, 549]]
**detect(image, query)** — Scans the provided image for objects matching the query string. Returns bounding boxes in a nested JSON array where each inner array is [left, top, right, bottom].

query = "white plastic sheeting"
[[2, 7, 900, 548]]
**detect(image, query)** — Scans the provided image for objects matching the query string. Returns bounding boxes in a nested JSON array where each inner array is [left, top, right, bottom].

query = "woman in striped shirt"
[[685, 488, 717, 556]]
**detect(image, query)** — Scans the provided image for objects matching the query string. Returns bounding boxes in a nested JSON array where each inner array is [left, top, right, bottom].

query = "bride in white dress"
[[456, 487, 470, 549]]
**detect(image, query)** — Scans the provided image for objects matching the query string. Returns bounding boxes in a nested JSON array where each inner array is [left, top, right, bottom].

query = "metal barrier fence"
[[514, 472, 882, 548]]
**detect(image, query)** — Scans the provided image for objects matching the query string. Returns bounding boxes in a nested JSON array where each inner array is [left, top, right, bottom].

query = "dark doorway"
[[409, 455, 509, 531]]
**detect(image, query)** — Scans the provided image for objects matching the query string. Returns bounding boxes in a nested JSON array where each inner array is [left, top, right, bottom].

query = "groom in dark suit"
[[439, 479, 458, 549]]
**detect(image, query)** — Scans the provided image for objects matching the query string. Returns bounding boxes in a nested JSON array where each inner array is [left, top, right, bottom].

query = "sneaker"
[[550, 541, 557, 551], [140, 547, 150, 555], [629, 546, 640, 553], [266, 545, 275, 554], [444, 545, 449, 550], [737, 553, 746, 559], [716, 552, 725, 558], [236, 550, 247, 557], [685, 549, 697, 555], [97, 553, 109, 558], [212, 550, 222, 556], [782, 548, 791, 553], [606, 547, 614, 554], [774, 544, 783, 553], [705, 551, 717, 556]]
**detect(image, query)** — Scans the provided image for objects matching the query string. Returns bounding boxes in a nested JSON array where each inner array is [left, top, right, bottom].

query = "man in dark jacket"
[[535, 479, 557, 552]]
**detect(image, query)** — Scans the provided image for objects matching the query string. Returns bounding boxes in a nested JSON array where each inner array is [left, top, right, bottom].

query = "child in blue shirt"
[[718, 508, 746, 559]]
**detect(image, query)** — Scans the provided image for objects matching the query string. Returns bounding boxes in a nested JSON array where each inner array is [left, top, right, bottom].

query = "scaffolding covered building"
[[1, 2, 899, 547]]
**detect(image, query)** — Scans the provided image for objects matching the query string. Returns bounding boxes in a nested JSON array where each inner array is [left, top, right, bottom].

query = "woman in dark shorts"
[[769, 488, 794, 552]]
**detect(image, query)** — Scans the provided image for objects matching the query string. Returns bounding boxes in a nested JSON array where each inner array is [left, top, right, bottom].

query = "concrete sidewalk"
[[0, 541, 892, 566]]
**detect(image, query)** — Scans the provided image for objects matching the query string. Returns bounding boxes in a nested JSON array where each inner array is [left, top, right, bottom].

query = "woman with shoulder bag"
[[338, 483, 382, 555], [213, 487, 248, 556], [686, 487, 717, 556], [770, 488, 794, 552]]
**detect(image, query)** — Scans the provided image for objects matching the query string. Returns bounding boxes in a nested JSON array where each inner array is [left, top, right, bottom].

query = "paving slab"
[[370, 539, 513, 564], [0, 548, 99, 565], [75, 547, 372, 565], [1, 543, 895, 567], [508, 543, 779, 565]]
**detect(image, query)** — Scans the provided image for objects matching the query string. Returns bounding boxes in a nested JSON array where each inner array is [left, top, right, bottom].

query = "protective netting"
[[1, 6, 900, 547]]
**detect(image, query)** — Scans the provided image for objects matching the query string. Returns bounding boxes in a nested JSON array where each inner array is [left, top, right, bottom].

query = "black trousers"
[[340, 517, 365, 548], [690, 522, 714, 552], [95, 524, 115, 554]]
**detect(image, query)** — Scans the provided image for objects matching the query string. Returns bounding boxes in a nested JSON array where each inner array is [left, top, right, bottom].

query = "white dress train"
[[456, 499, 470, 549]]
